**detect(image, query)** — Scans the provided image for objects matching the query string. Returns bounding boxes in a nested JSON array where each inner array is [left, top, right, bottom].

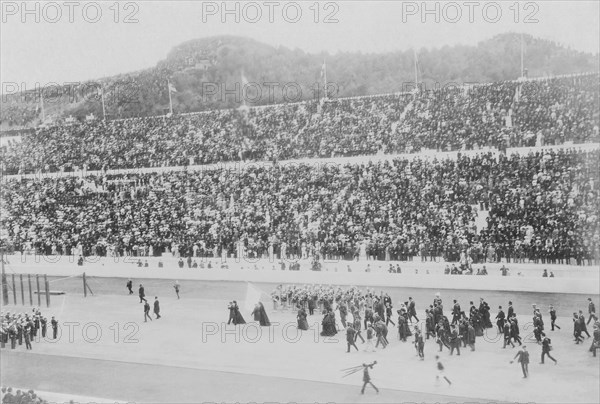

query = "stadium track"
[[2, 351, 497, 403], [48, 277, 598, 318]]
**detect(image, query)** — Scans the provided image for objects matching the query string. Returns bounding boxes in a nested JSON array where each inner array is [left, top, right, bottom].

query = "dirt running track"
[[1, 279, 598, 403], [2, 351, 492, 403]]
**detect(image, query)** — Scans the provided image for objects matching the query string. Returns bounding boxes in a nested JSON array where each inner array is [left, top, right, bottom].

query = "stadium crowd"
[[2, 149, 598, 265], [1, 74, 597, 175]]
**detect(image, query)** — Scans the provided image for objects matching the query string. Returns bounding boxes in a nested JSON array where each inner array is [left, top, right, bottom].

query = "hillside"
[[1, 33, 598, 129]]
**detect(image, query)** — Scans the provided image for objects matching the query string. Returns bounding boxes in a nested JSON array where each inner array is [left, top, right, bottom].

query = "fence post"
[[44, 275, 50, 308], [36, 274, 41, 306], [28, 274, 33, 306], [12, 274, 16, 305], [20, 274, 25, 305], [1, 258, 8, 306]]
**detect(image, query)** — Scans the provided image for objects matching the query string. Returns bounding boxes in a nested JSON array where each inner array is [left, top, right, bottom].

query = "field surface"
[[1, 277, 599, 403]]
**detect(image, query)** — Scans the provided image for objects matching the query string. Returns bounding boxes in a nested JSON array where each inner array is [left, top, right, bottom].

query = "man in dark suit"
[[540, 336, 557, 364], [139, 284, 147, 303], [408, 297, 418, 323], [573, 312, 583, 343], [308, 296, 316, 315], [451, 300, 461, 325], [579, 310, 590, 338], [549, 305, 560, 330], [346, 323, 358, 353], [587, 298, 597, 326], [126, 279, 133, 295], [511, 345, 530, 378], [449, 325, 461, 355], [153, 297, 161, 319], [51, 316, 58, 339], [496, 306, 506, 333], [507, 301, 515, 319]]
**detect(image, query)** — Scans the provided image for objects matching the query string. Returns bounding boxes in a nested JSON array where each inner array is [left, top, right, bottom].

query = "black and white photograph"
[[0, 1, 599, 403]]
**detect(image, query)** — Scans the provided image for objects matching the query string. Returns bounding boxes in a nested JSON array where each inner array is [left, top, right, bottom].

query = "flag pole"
[[323, 58, 328, 99], [40, 89, 45, 122], [168, 80, 173, 115], [101, 85, 107, 121], [414, 49, 418, 89]]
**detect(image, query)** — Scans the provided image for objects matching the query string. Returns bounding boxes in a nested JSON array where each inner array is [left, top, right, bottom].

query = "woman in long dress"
[[233, 301, 246, 325], [297, 308, 309, 330], [258, 302, 271, 326], [251, 304, 261, 322]]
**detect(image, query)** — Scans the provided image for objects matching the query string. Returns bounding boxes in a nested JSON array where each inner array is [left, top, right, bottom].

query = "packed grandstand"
[[0, 73, 599, 265]]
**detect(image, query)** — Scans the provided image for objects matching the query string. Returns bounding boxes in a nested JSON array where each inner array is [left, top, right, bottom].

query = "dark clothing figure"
[[228, 303, 236, 324], [503, 322, 515, 348], [41, 318, 47, 338], [258, 302, 271, 326], [452, 302, 461, 325], [408, 300, 419, 322], [154, 299, 161, 319], [513, 349, 530, 378], [590, 328, 600, 357], [297, 309, 308, 330], [415, 331, 425, 359], [233, 303, 246, 325], [467, 324, 476, 351], [126, 280, 133, 294], [353, 317, 365, 343], [51, 319, 58, 339], [139, 286, 147, 303], [361, 362, 379, 394], [449, 328, 461, 355], [541, 337, 557, 364], [550, 308, 560, 330], [24, 328, 32, 350], [346, 326, 359, 352], [588, 301, 596, 325], [308, 298, 316, 315], [144, 302, 152, 322], [496, 310, 505, 333]]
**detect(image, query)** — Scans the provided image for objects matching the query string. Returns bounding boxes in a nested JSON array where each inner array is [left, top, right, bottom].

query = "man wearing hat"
[[507, 301, 515, 319], [496, 306, 506, 333], [51, 316, 58, 340], [587, 298, 597, 326], [451, 300, 461, 325]]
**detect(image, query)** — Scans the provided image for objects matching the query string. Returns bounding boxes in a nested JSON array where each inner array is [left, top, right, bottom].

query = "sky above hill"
[[1, 0, 598, 90]]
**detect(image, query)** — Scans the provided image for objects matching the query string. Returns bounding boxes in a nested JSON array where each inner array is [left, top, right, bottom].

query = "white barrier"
[[6, 255, 599, 295]]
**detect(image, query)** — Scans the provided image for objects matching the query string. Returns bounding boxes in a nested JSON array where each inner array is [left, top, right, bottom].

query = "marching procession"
[[270, 283, 600, 380], [0, 309, 57, 350]]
